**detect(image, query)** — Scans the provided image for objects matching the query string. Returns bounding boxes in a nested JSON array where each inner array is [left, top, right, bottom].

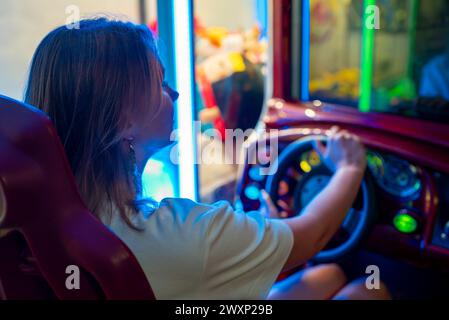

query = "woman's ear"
[[121, 116, 138, 141]]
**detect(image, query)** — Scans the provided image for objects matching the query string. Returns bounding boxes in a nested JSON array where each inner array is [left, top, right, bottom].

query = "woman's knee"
[[268, 263, 347, 300], [334, 278, 392, 300], [307, 263, 347, 287], [369, 280, 392, 300], [301, 263, 348, 296]]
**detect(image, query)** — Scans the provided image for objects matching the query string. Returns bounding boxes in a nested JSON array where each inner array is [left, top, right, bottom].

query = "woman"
[[25, 18, 390, 300]]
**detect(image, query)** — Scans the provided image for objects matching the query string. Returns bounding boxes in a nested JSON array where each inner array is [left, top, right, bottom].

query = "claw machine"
[[294, 0, 449, 117]]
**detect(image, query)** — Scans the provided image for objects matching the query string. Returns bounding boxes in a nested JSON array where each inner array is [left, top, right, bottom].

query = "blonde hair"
[[25, 18, 163, 229]]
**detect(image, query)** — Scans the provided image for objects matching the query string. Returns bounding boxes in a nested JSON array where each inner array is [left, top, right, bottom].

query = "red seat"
[[0, 95, 155, 300]]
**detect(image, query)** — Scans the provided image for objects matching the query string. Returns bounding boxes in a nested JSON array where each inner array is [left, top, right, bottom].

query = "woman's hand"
[[259, 190, 281, 219], [313, 126, 367, 175]]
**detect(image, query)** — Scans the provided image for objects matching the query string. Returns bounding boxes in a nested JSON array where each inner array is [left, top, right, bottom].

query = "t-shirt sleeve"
[[199, 201, 294, 300]]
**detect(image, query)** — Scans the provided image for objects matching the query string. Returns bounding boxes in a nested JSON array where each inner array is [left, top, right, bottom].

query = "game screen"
[[304, 0, 449, 123], [308, 0, 362, 106]]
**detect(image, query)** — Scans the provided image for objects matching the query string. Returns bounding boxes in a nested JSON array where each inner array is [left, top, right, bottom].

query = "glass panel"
[[0, 0, 151, 100], [371, 0, 449, 121], [309, 0, 363, 106], [194, 0, 269, 203]]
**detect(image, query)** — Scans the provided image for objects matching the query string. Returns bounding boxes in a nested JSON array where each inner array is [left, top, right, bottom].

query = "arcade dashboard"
[[236, 100, 449, 268]]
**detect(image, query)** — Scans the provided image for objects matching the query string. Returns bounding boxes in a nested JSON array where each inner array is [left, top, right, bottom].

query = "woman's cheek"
[[147, 95, 174, 146], [162, 93, 175, 138]]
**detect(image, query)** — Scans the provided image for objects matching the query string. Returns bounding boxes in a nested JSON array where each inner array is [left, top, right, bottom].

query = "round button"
[[393, 211, 419, 234]]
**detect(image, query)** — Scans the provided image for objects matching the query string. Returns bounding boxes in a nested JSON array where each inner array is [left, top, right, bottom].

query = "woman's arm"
[[281, 127, 367, 271], [282, 165, 364, 270]]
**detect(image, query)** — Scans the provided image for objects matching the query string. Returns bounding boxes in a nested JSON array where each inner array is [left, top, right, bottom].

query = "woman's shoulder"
[[155, 198, 235, 223], [153, 198, 276, 239], [134, 198, 241, 248]]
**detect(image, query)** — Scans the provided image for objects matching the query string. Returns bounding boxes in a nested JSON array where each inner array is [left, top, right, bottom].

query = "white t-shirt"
[[106, 198, 293, 300]]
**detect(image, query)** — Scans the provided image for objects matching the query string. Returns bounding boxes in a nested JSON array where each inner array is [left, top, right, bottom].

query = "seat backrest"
[[0, 95, 155, 300]]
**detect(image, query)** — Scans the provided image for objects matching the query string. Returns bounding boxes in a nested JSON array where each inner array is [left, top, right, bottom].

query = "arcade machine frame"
[[236, 0, 449, 297]]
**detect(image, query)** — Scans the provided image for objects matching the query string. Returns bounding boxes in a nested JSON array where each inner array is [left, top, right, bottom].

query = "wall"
[[0, 0, 150, 100], [195, 0, 257, 30]]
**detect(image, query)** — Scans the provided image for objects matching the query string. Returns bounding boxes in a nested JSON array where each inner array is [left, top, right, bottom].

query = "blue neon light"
[[249, 166, 265, 182], [245, 185, 261, 201], [173, 0, 198, 201], [301, 0, 310, 101]]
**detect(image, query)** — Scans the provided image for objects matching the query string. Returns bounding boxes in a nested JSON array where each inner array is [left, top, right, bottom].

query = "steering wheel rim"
[[265, 136, 376, 263]]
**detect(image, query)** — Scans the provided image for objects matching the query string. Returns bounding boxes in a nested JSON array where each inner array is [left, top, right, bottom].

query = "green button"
[[393, 213, 418, 234]]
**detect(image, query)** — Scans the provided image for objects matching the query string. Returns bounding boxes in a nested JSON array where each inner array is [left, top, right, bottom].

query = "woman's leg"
[[333, 278, 392, 300], [268, 264, 347, 300]]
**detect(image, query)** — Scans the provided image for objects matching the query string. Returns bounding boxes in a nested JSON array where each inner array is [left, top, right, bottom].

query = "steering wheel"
[[265, 136, 376, 263]]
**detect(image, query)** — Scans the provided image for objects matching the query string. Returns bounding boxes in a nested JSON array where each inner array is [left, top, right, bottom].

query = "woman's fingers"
[[329, 126, 340, 135], [260, 190, 280, 219], [312, 139, 327, 159]]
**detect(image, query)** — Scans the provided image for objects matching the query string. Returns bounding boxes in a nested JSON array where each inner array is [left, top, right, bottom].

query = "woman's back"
[[106, 198, 292, 299]]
